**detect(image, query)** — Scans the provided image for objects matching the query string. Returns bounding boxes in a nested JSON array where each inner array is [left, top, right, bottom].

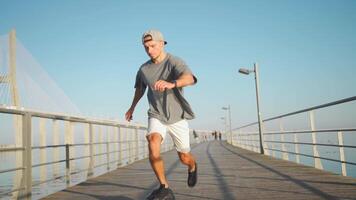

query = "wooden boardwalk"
[[43, 141, 356, 200]]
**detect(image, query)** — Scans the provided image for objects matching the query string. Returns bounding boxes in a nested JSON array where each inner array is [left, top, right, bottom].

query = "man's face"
[[143, 37, 164, 60]]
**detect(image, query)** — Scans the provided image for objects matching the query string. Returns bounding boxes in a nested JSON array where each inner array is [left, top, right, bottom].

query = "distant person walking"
[[125, 30, 198, 200]]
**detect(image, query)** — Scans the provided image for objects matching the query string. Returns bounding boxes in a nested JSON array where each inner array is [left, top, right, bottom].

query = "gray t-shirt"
[[135, 53, 196, 124]]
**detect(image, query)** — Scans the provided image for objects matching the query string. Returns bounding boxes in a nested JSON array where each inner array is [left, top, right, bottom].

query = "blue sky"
[[1, 0, 355, 131]]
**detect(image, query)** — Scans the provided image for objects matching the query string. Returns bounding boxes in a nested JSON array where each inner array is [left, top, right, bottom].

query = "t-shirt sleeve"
[[173, 58, 191, 75], [173, 58, 198, 84], [134, 70, 147, 89]]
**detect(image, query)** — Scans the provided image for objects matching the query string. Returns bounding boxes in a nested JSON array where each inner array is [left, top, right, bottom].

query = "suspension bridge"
[[1, 30, 356, 200]]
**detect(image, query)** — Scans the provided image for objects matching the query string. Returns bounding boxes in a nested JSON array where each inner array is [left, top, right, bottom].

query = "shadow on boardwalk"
[[44, 141, 356, 200]]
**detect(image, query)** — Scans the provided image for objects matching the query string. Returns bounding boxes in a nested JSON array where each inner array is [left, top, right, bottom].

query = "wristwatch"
[[173, 80, 177, 88]]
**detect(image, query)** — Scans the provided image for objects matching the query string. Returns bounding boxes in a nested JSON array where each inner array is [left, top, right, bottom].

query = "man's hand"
[[153, 80, 175, 92], [125, 107, 134, 122]]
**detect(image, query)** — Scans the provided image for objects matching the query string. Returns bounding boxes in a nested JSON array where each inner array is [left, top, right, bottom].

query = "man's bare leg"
[[177, 152, 196, 172], [147, 133, 169, 187]]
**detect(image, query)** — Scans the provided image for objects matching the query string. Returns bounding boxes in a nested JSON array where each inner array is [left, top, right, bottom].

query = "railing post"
[[19, 113, 32, 200], [39, 118, 47, 183], [65, 121, 75, 172], [13, 115, 23, 199], [52, 120, 60, 177], [129, 127, 134, 163], [135, 126, 139, 160], [235, 131, 239, 147], [118, 126, 122, 166], [239, 131, 243, 149], [253, 132, 257, 152], [64, 121, 72, 186], [294, 133, 300, 164], [309, 111, 323, 170], [65, 143, 70, 186], [113, 126, 118, 167], [337, 131, 347, 176], [250, 133, 254, 152], [271, 133, 276, 157], [106, 126, 110, 171], [245, 133, 249, 150], [87, 123, 94, 178], [129, 128, 133, 163], [99, 126, 104, 165], [280, 119, 289, 161], [262, 123, 269, 156], [235, 130, 239, 148]]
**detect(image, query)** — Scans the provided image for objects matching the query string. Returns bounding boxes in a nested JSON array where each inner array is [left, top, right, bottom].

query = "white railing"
[[232, 96, 356, 177], [0, 107, 204, 199]]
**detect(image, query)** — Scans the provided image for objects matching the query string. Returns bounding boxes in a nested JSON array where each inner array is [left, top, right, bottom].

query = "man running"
[[125, 29, 198, 200]]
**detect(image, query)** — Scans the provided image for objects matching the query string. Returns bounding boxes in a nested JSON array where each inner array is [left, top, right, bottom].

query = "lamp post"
[[222, 105, 233, 144], [238, 63, 264, 154]]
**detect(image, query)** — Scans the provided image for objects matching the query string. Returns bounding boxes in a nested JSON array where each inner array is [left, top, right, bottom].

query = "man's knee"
[[178, 152, 191, 164], [147, 133, 162, 161], [147, 133, 162, 144]]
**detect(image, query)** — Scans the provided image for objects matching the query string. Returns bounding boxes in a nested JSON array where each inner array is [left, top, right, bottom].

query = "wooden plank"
[[43, 141, 356, 200]]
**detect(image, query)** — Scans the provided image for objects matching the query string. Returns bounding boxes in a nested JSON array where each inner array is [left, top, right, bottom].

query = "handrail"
[[0, 106, 210, 200], [233, 96, 356, 130], [0, 106, 146, 129], [232, 95, 356, 178]]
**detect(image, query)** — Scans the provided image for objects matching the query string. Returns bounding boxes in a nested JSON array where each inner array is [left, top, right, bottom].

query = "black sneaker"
[[146, 184, 175, 200], [187, 162, 197, 187]]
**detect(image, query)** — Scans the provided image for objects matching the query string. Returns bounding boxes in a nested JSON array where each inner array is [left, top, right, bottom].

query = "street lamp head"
[[238, 68, 251, 75], [222, 107, 228, 110]]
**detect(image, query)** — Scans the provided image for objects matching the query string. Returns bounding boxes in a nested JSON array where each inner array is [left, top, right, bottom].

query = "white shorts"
[[147, 118, 191, 153]]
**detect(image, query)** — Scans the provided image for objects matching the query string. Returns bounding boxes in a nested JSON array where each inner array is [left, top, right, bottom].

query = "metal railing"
[[232, 96, 356, 177], [0, 107, 203, 199]]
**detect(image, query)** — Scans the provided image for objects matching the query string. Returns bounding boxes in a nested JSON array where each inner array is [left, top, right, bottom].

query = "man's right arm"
[[125, 87, 145, 122]]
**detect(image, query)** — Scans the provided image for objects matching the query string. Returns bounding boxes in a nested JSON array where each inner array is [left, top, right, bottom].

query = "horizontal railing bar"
[[1, 142, 155, 151], [264, 140, 356, 149], [69, 155, 90, 161], [0, 107, 25, 115], [263, 128, 356, 135], [32, 160, 149, 188], [0, 167, 24, 174], [93, 152, 109, 157], [32, 144, 65, 149], [0, 147, 24, 152], [5, 145, 170, 174], [236, 128, 356, 136], [237, 139, 260, 142], [93, 162, 110, 169], [263, 96, 356, 123], [0, 186, 25, 196], [70, 168, 89, 176], [0, 106, 147, 130], [266, 148, 356, 166], [32, 175, 65, 187], [32, 159, 66, 168], [233, 96, 356, 130], [236, 132, 259, 136], [108, 160, 121, 165]]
